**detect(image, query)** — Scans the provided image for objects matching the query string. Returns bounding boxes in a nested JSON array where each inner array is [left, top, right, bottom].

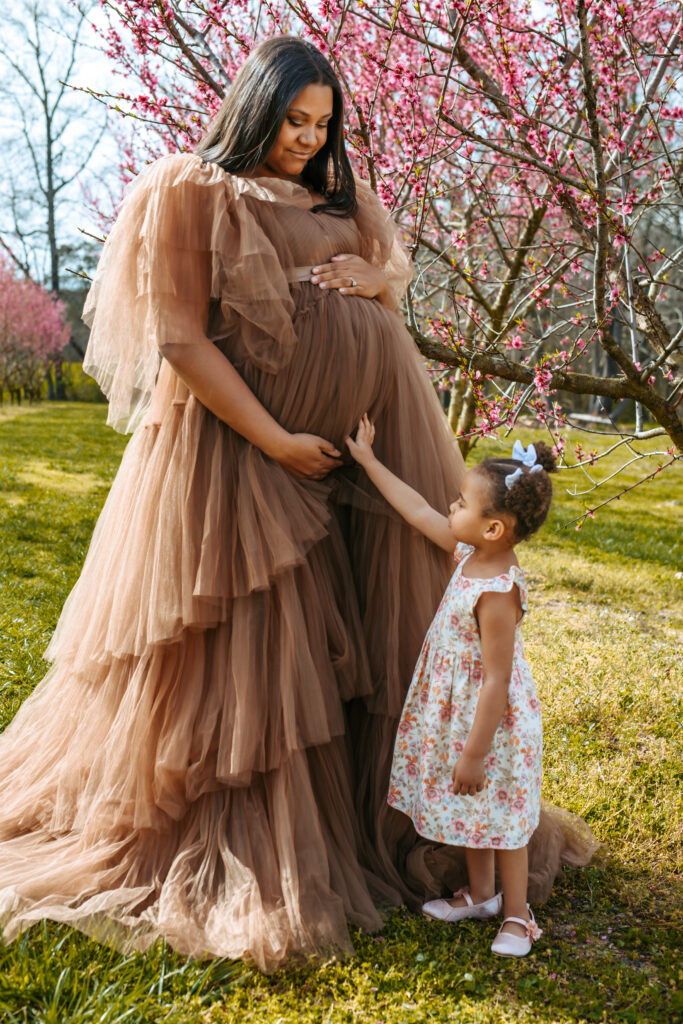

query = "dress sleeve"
[[472, 567, 529, 616], [82, 153, 296, 433], [453, 541, 473, 564], [352, 175, 414, 309]]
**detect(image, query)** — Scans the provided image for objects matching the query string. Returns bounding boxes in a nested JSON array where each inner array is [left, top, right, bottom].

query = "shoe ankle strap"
[[501, 915, 543, 940], [452, 886, 473, 907]]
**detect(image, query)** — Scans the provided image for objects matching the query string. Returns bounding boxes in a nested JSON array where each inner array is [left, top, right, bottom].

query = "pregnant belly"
[[239, 285, 398, 447]]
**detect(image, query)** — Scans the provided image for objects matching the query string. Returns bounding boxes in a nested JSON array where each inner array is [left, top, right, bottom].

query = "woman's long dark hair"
[[196, 37, 356, 217]]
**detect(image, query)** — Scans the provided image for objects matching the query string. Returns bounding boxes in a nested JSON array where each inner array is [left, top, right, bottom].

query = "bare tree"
[[0, 0, 107, 314]]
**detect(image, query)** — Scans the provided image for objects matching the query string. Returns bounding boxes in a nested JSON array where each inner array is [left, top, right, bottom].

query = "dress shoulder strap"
[[453, 541, 474, 565], [457, 561, 528, 614]]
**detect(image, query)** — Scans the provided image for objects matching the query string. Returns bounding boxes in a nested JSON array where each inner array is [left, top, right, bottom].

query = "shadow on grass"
[[548, 506, 683, 572], [249, 864, 681, 1024], [1, 865, 678, 1024]]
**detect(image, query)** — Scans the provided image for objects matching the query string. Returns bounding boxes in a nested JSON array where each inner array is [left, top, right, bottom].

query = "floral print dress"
[[388, 543, 542, 849]]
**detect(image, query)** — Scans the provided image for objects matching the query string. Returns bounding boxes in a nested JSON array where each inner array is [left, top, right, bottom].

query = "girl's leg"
[[448, 847, 495, 907], [496, 845, 530, 936]]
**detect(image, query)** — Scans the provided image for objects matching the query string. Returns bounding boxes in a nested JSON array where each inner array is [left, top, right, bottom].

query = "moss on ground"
[[0, 405, 680, 1024]]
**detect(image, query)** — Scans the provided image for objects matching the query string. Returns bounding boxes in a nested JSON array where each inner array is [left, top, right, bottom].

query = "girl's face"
[[261, 82, 334, 181], [448, 469, 495, 546]]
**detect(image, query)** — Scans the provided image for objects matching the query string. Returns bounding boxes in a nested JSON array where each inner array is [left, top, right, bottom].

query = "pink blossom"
[[0, 258, 69, 397], [534, 365, 554, 394]]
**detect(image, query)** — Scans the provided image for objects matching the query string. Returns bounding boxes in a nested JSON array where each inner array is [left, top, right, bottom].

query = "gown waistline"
[[286, 266, 314, 283]]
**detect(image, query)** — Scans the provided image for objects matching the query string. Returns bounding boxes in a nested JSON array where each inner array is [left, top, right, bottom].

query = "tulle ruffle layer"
[[0, 741, 382, 967], [46, 402, 340, 663]]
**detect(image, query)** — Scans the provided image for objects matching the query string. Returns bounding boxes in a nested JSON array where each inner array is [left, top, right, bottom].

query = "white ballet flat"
[[422, 887, 503, 922], [491, 906, 543, 957]]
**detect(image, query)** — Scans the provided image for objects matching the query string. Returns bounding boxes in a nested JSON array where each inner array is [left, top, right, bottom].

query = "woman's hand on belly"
[[159, 336, 341, 479], [274, 432, 343, 480], [310, 254, 393, 306]]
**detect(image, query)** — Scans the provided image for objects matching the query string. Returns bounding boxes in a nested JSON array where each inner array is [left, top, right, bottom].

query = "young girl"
[[346, 415, 556, 958]]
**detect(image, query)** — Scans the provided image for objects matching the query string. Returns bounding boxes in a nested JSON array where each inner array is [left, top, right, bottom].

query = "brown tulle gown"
[[0, 154, 596, 971]]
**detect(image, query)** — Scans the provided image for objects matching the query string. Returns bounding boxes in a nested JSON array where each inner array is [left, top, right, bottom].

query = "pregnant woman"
[[0, 37, 595, 971]]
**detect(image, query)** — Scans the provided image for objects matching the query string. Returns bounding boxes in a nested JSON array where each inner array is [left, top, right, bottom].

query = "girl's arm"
[[452, 589, 519, 796], [345, 415, 455, 552]]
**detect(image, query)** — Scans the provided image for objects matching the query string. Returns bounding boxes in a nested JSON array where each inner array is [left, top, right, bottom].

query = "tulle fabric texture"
[[0, 154, 598, 971]]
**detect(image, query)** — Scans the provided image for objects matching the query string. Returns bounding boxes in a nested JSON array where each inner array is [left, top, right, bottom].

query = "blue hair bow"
[[505, 441, 543, 490]]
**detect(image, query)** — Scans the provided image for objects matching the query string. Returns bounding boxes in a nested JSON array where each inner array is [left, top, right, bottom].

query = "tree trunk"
[[54, 357, 65, 400]]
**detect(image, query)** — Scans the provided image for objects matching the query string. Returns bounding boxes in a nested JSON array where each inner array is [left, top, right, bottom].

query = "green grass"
[[0, 404, 681, 1024]]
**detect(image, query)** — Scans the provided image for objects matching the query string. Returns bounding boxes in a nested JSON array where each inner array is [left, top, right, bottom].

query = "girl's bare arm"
[[346, 415, 455, 552], [452, 589, 519, 795]]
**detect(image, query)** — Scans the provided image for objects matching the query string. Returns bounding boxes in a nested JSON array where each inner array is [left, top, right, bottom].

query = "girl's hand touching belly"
[[310, 254, 393, 307]]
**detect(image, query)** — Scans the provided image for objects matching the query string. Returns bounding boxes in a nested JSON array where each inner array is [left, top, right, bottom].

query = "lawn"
[[0, 403, 681, 1024]]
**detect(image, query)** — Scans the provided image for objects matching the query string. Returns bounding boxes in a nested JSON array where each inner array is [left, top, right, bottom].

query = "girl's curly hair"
[[475, 442, 557, 542]]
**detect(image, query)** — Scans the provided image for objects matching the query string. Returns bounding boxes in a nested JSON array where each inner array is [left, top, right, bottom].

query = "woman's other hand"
[[275, 432, 342, 479], [310, 254, 393, 305], [452, 753, 486, 796], [345, 414, 376, 467]]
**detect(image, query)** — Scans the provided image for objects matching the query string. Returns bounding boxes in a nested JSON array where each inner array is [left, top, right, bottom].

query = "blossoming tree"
[[84, 0, 683, 518], [0, 258, 70, 401]]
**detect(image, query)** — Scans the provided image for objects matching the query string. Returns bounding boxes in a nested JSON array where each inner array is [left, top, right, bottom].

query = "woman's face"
[[261, 82, 334, 180]]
